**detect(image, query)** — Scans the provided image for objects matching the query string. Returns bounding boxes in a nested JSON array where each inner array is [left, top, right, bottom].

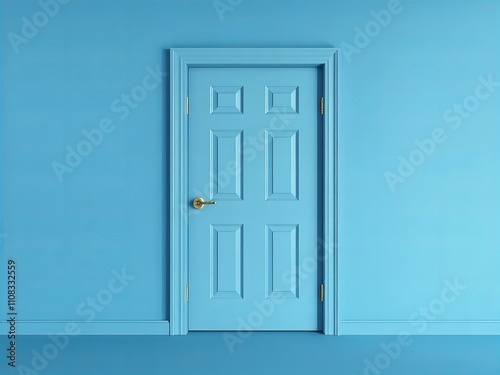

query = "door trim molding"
[[169, 48, 338, 335]]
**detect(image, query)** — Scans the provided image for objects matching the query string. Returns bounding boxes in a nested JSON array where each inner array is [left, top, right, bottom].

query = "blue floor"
[[3, 333, 499, 375]]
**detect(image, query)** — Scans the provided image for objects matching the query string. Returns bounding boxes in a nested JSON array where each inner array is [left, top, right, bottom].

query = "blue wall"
[[1, 0, 499, 374]]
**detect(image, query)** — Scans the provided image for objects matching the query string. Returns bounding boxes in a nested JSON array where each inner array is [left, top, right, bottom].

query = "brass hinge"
[[320, 283, 324, 302], [185, 283, 189, 302], [320, 96, 324, 115], [186, 96, 189, 115]]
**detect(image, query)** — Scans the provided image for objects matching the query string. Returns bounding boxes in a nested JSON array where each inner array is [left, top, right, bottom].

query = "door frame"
[[169, 48, 338, 335]]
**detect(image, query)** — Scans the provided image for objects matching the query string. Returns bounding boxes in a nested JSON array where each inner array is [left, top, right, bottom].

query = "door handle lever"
[[193, 196, 217, 209]]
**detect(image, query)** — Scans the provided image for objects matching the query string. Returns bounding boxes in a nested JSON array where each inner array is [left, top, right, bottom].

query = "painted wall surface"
[[1, 0, 499, 374]]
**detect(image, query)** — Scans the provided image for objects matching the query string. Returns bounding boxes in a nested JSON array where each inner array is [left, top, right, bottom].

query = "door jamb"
[[169, 48, 338, 335]]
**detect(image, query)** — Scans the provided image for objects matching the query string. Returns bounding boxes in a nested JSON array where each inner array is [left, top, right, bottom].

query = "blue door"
[[188, 67, 322, 330]]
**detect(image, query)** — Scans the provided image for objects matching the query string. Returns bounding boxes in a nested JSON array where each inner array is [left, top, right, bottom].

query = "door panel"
[[265, 130, 299, 200], [210, 224, 243, 299], [265, 224, 299, 298], [210, 130, 243, 199], [188, 67, 321, 330]]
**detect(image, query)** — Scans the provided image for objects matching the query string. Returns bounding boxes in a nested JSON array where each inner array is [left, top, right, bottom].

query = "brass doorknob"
[[193, 196, 217, 209]]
